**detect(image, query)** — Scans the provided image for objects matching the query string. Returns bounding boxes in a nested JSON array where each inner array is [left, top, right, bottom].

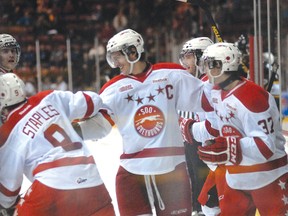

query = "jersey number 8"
[[44, 124, 82, 151]]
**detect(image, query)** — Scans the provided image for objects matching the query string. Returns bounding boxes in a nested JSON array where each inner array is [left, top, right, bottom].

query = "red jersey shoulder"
[[100, 74, 126, 94], [0, 90, 54, 147], [233, 79, 269, 113], [152, 62, 185, 71]]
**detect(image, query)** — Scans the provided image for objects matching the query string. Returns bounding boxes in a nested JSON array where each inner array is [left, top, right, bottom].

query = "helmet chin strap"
[[208, 69, 223, 85], [208, 70, 240, 89], [194, 57, 200, 78], [128, 62, 134, 75], [124, 52, 141, 75], [0, 66, 13, 72], [218, 73, 241, 89]]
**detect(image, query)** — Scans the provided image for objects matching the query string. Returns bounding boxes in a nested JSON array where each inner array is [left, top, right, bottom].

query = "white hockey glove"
[[198, 136, 242, 165]]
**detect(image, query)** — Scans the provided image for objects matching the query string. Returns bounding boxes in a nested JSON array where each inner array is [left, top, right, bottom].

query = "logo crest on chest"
[[134, 105, 165, 137]]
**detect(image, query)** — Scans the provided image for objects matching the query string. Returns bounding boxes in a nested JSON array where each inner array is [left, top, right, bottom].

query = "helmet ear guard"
[[122, 45, 137, 56]]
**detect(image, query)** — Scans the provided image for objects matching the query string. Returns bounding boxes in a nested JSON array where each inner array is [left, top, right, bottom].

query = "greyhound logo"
[[134, 105, 165, 137]]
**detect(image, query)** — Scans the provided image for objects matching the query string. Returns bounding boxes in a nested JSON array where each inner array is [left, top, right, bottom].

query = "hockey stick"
[[176, 0, 250, 76], [266, 62, 279, 92], [176, 0, 223, 42]]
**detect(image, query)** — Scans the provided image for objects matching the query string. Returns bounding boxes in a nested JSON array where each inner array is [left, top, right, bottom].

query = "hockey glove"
[[179, 117, 196, 144], [72, 121, 83, 139], [198, 136, 242, 165], [0, 195, 20, 216], [0, 208, 15, 216]]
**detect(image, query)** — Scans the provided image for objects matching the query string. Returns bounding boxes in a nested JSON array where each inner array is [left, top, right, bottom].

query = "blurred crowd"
[[0, 0, 286, 92]]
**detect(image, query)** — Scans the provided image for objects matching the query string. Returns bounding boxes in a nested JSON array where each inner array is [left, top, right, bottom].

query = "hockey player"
[[0, 73, 115, 216], [178, 37, 220, 216], [0, 34, 20, 74], [0, 34, 21, 127], [75, 29, 213, 216], [181, 42, 288, 215]]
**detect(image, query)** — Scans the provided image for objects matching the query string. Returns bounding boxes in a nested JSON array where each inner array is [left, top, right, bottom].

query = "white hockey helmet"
[[179, 37, 214, 66], [0, 34, 21, 65], [106, 29, 144, 68], [201, 42, 241, 79], [0, 73, 26, 112]]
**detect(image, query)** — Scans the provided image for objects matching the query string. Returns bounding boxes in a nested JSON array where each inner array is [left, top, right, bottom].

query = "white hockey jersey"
[[80, 62, 213, 175], [206, 78, 287, 190], [0, 90, 103, 208]]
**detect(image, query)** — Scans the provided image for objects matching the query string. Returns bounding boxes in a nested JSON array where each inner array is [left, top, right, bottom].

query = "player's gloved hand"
[[0, 195, 20, 216], [179, 117, 197, 144], [72, 121, 83, 139], [0, 207, 15, 216], [198, 136, 242, 165]]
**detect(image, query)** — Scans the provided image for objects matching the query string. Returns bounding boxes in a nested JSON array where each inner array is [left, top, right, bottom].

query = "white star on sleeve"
[[278, 180, 286, 190], [282, 195, 288, 205]]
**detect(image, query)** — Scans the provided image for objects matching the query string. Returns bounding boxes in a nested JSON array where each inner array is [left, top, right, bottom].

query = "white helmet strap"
[[123, 49, 141, 75]]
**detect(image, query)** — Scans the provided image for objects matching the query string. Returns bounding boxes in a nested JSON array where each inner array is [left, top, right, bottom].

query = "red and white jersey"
[[194, 74, 210, 122], [193, 75, 219, 143], [210, 78, 287, 190], [0, 90, 103, 208], [81, 62, 213, 175]]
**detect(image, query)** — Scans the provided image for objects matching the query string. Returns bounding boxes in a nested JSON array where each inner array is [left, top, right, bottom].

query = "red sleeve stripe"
[[99, 109, 115, 126], [205, 120, 219, 137], [201, 93, 214, 112], [0, 183, 21, 197], [254, 137, 273, 159], [83, 92, 94, 118]]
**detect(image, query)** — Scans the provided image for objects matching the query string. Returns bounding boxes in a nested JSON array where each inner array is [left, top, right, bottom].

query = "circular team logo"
[[134, 105, 165, 137]]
